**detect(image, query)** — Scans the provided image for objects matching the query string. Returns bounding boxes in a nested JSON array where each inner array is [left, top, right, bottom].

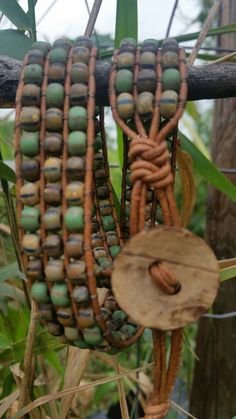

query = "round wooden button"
[[112, 226, 220, 330]]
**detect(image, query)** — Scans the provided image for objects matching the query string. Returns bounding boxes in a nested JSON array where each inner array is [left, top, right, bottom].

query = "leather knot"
[[129, 137, 173, 189], [143, 400, 170, 419], [149, 262, 181, 295]]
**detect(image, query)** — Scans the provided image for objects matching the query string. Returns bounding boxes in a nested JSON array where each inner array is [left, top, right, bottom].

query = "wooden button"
[[112, 226, 220, 330]]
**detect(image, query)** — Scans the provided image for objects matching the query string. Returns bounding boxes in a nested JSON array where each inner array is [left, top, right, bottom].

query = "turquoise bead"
[[68, 131, 86, 156], [83, 325, 103, 345], [70, 83, 87, 106], [51, 283, 70, 306], [53, 37, 71, 50], [31, 282, 49, 303], [19, 183, 39, 206], [74, 339, 92, 349], [21, 206, 40, 232], [111, 310, 128, 327], [162, 68, 180, 92], [115, 69, 133, 93], [22, 234, 41, 256], [22, 84, 40, 106], [117, 93, 134, 119], [20, 107, 40, 131], [46, 83, 64, 108], [20, 131, 39, 157], [97, 257, 113, 269], [109, 245, 121, 258], [65, 207, 84, 232], [49, 48, 67, 64], [43, 207, 61, 231], [160, 90, 178, 119], [30, 41, 50, 56], [24, 64, 43, 85], [102, 215, 115, 232], [68, 106, 87, 131], [65, 182, 84, 205]]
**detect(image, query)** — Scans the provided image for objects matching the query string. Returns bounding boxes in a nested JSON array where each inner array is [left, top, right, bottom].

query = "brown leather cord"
[[149, 262, 180, 295], [120, 133, 129, 240]]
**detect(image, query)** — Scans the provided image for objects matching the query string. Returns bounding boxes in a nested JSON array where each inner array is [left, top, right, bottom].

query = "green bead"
[[24, 64, 43, 85], [21, 159, 40, 181], [142, 38, 158, 53], [65, 182, 84, 205], [65, 207, 84, 232], [70, 83, 87, 106], [43, 207, 61, 231], [48, 63, 66, 84], [22, 84, 40, 106], [46, 83, 64, 108], [30, 41, 50, 56], [72, 46, 90, 64], [117, 52, 135, 69], [74, 339, 92, 349], [97, 257, 113, 269], [49, 48, 67, 64], [71, 63, 88, 84], [140, 51, 156, 68], [44, 133, 63, 156], [115, 69, 133, 93], [53, 37, 71, 50], [43, 234, 63, 257], [43, 157, 62, 182], [102, 215, 115, 232], [51, 283, 70, 306], [120, 37, 137, 48], [68, 131, 86, 156], [106, 231, 118, 246], [162, 68, 180, 92], [83, 325, 103, 345], [46, 108, 63, 131], [137, 92, 154, 118], [31, 282, 49, 303], [28, 49, 44, 66], [111, 310, 128, 327], [45, 259, 64, 282], [64, 326, 80, 341], [137, 69, 156, 93], [75, 35, 93, 49], [21, 206, 40, 232], [20, 107, 40, 131], [20, 183, 39, 206], [72, 285, 89, 305], [117, 93, 134, 119], [44, 183, 61, 205], [162, 37, 178, 52], [65, 234, 83, 258], [22, 233, 41, 256], [162, 51, 179, 69], [27, 258, 44, 281], [68, 106, 87, 131], [93, 247, 107, 260], [160, 90, 178, 119], [94, 134, 102, 151], [67, 260, 85, 282], [66, 156, 85, 180], [20, 131, 39, 157], [57, 307, 74, 326], [109, 245, 121, 258]]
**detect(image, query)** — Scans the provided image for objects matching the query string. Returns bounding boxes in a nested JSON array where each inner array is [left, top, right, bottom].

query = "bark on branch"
[[0, 55, 236, 107]]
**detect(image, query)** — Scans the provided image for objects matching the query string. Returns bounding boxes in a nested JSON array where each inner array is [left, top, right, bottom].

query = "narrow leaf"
[[176, 147, 196, 227], [27, 0, 37, 41], [179, 132, 236, 204], [0, 0, 30, 30], [0, 29, 33, 60], [0, 261, 20, 282], [220, 265, 236, 282], [115, 0, 138, 47], [0, 160, 16, 183], [0, 333, 10, 349], [159, 24, 236, 44]]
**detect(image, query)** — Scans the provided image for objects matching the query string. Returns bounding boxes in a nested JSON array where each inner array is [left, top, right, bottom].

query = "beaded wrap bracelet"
[[15, 36, 140, 352]]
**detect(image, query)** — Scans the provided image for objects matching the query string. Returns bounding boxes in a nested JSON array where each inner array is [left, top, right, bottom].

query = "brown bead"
[[75, 35, 93, 50], [93, 247, 107, 260], [73, 46, 90, 64], [91, 219, 100, 233], [20, 183, 39, 206], [22, 233, 41, 256], [27, 258, 44, 281], [94, 169, 107, 185], [21, 159, 40, 182], [28, 49, 44, 66], [161, 51, 179, 69], [67, 260, 85, 282], [137, 92, 154, 118], [99, 199, 112, 215], [22, 84, 41, 107], [93, 152, 104, 170], [65, 182, 84, 206], [44, 133, 63, 156], [66, 157, 85, 180], [20, 107, 40, 131], [91, 233, 103, 248], [137, 69, 156, 93], [70, 83, 88, 106], [45, 259, 64, 282], [76, 307, 95, 328], [96, 185, 109, 199], [117, 52, 135, 69], [46, 108, 63, 131], [64, 326, 80, 341], [65, 234, 83, 258], [71, 63, 88, 84], [104, 296, 118, 312], [44, 183, 61, 206], [43, 157, 62, 182], [48, 63, 66, 84], [38, 304, 54, 322], [47, 322, 62, 336], [43, 234, 63, 257], [57, 307, 74, 326], [43, 207, 61, 231]]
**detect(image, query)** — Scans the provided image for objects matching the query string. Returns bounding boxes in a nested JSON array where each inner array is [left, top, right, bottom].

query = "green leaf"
[[0, 120, 15, 160], [220, 265, 236, 282], [0, 262, 21, 282], [159, 24, 236, 44], [27, 0, 37, 41], [0, 161, 16, 183], [179, 132, 236, 204], [0, 0, 30, 30], [115, 0, 138, 48], [0, 29, 33, 60], [0, 333, 10, 349]]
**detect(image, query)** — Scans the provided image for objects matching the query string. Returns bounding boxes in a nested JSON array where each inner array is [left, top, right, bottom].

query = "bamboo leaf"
[[0, 29, 33, 60], [176, 147, 196, 227], [0, 261, 21, 282], [159, 24, 236, 44], [115, 0, 138, 48], [179, 132, 236, 204], [0, 160, 16, 183], [0, 0, 30, 30]]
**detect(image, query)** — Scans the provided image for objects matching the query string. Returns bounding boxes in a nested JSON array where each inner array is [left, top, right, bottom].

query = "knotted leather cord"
[[110, 44, 187, 418]]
